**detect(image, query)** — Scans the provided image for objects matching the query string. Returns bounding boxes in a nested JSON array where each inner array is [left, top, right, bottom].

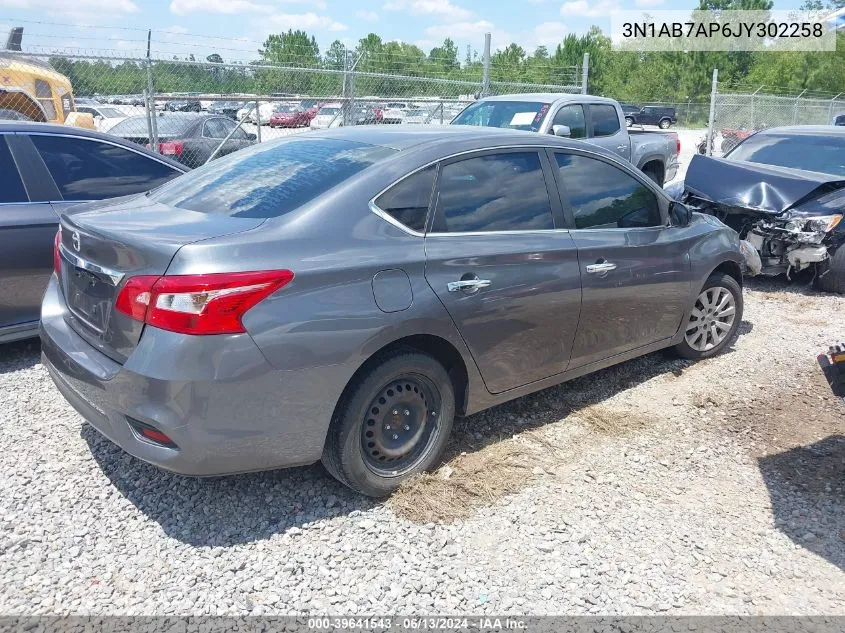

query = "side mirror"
[[246, 132, 257, 141], [552, 124, 571, 137], [669, 201, 692, 227]]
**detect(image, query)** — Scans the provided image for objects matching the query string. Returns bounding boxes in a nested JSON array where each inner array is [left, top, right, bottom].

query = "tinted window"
[[203, 119, 228, 139], [591, 104, 620, 137], [726, 133, 845, 177], [374, 166, 435, 232], [435, 152, 553, 233], [551, 104, 586, 139], [150, 138, 395, 218], [0, 137, 27, 203], [31, 135, 181, 201], [555, 153, 661, 229], [451, 101, 550, 132], [109, 115, 196, 136]]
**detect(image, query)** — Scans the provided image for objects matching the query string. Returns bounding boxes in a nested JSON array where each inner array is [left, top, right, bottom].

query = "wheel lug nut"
[[404, 409, 410, 415], [404, 425, 410, 431], [385, 424, 391, 430], [392, 409, 398, 415], [392, 434, 399, 440]]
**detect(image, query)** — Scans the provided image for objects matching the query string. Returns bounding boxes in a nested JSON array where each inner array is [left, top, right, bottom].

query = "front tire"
[[674, 273, 743, 360], [815, 245, 845, 294], [322, 351, 455, 497]]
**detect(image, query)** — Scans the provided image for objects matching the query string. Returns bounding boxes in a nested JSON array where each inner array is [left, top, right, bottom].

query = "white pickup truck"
[[451, 93, 680, 185]]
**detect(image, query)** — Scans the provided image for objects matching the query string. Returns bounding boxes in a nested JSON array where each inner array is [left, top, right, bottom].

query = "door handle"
[[585, 262, 617, 274], [447, 279, 491, 292]]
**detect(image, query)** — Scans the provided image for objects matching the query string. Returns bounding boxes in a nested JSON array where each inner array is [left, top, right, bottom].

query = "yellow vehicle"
[[0, 27, 81, 125]]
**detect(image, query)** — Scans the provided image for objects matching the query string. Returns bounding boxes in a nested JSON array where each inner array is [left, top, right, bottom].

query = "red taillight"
[[672, 133, 680, 154], [159, 141, 184, 156], [115, 270, 294, 335], [53, 229, 62, 274]]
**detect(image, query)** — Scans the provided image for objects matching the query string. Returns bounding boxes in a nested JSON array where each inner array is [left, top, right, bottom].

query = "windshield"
[[274, 105, 299, 113], [451, 101, 550, 132], [98, 108, 124, 118], [319, 107, 340, 115], [727, 133, 845, 177], [148, 138, 396, 218]]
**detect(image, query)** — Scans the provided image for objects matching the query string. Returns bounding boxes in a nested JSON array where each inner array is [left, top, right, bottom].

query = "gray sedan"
[[40, 127, 745, 496]]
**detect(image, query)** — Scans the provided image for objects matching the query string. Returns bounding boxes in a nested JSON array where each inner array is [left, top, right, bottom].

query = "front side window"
[[590, 104, 620, 137], [434, 152, 554, 233], [555, 153, 662, 229], [551, 104, 586, 139], [203, 119, 228, 139], [374, 166, 436, 232], [31, 135, 181, 201], [0, 136, 28, 203]]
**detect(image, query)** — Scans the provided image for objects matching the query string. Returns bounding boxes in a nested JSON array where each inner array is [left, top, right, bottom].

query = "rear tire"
[[658, 118, 671, 129], [814, 245, 845, 294], [322, 351, 455, 497], [625, 116, 634, 127], [674, 273, 743, 360]]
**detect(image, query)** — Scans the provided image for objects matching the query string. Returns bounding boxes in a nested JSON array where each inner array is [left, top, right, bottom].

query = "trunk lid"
[[57, 194, 265, 363], [685, 154, 845, 215]]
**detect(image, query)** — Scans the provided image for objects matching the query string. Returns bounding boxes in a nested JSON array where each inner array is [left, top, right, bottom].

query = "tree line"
[[46, 0, 845, 104]]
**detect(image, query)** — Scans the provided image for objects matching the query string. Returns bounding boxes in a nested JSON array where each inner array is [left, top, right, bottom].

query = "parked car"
[[310, 103, 343, 129], [40, 126, 744, 496], [381, 102, 409, 124], [166, 100, 201, 113], [108, 113, 256, 169], [402, 107, 434, 125], [452, 94, 680, 185], [832, 112, 845, 126], [352, 105, 381, 126], [250, 101, 289, 125], [626, 106, 677, 129], [236, 101, 257, 121], [207, 100, 243, 119], [269, 103, 312, 128], [74, 104, 127, 132], [0, 121, 185, 344], [665, 126, 845, 293]]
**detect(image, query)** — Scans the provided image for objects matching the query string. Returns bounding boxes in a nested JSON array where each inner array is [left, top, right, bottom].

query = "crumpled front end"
[[679, 155, 845, 279]]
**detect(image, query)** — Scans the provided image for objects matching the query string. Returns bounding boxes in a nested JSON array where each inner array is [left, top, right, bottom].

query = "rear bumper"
[[40, 274, 332, 476]]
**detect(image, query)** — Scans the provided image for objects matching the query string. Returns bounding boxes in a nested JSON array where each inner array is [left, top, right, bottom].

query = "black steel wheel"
[[322, 350, 455, 497]]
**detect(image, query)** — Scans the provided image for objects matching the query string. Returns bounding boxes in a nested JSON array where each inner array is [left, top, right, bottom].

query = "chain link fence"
[[705, 81, 845, 156], [0, 27, 583, 170]]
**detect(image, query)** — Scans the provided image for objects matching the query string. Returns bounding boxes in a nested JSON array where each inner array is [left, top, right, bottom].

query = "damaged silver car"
[[666, 126, 845, 293]]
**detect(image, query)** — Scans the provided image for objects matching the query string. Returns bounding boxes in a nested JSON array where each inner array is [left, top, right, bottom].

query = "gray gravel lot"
[[1, 277, 843, 615]]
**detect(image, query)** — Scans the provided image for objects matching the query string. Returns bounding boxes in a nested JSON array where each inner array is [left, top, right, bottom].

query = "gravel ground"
[[1, 278, 843, 616]]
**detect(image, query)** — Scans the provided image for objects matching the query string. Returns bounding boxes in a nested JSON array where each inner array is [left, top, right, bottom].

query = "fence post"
[[750, 85, 762, 129], [581, 52, 589, 94], [705, 68, 718, 157], [144, 30, 159, 153], [481, 33, 491, 97], [828, 93, 842, 122], [255, 98, 261, 143], [792, 88, 806, 124]]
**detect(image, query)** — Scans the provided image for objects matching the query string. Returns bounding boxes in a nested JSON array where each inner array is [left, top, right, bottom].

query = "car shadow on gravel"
[[758, 434, 845, 571], [0, 339, 41, 374], [82, 425, 375, 547]]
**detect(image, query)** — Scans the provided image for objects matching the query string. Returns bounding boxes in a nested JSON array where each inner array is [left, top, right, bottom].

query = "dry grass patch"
[[389, 404, 649, 523]]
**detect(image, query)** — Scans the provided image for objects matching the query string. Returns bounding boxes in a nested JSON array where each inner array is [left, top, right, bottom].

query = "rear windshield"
[[148, 138, 396, 218], [727, 133, 845, 177], [451, 100, 550, 132], [110, 115, 196, 136]]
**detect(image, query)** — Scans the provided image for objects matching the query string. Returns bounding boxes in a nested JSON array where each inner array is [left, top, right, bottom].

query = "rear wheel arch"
[[334, 334, 470, 423], [640, 159, 665, 186]]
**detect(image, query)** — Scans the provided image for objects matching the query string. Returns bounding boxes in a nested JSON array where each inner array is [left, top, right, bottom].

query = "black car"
[[166, 100, 201, 112], [207, 100, 243, 119], [620, 102, 640, 117], [627, 106, 677, 129], [0, 122, 185, 343], [108, 113, 256, 169]]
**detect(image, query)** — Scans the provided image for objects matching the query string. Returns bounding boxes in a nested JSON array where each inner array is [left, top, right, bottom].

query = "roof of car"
[[479, 93, 618, 105], [756, 125, 845, 136], [311, 124, 618, 156]]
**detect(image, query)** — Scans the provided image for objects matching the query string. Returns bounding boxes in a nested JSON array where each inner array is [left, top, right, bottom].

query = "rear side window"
[[590, 104, 620, 137], [34, 79, 57, 120], [555, 153, 661, 229], [551, 105, 586, 139], [374, 166, 435, 232], [0, 136, 27, 203], [150, 138, 396, 218], [31, 135, 181, 201], [433, 152, 554, 233]]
